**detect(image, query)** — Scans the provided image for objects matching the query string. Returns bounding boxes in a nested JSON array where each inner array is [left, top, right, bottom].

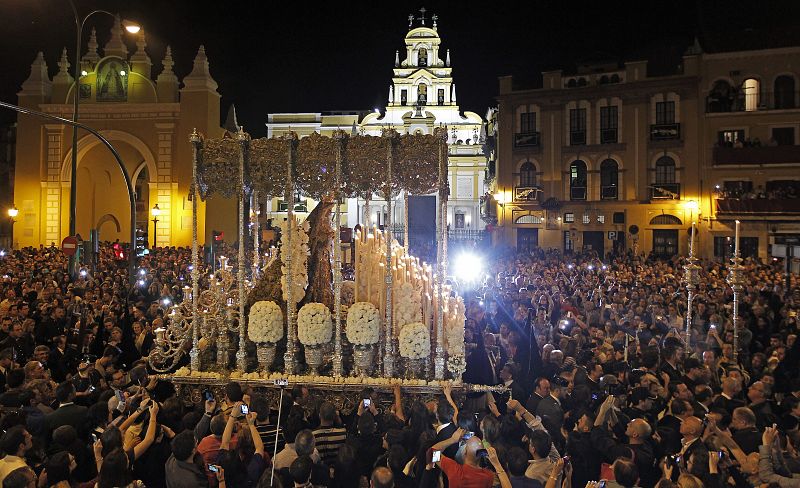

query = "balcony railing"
[[600, 128, 618, 144], [601, 185, 618, 200], [448, 229, 487, 241], [514, 131, 541, 148], [650, 123, 681, 140], [514, 185, 543, 202], [570, 130, 587, 146], [648, 183, 681, 200], [570, 186, 587, 200], [713, 145, 800, 165], [716, 198, 800, 215], [706, 90, 800, 113]]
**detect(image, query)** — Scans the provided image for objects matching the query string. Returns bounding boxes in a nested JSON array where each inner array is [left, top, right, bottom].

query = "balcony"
[[514, 131, 541, 148], [650, 123, 681, 140], [707, 91, 800, 113], [713, 145, 800, 165], [448, 229, 487, 241], [648, 183, 681, 200], [601, 185, 618, 200], [600, 128, 618, 144], [514, 186, 543, 202], [716, 198, 800, 215], [570, 186, 587, 200], [569, 130, 586, 146]]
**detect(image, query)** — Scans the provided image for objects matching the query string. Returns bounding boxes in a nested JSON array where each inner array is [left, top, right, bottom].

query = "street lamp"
[[151, 204, 160, 248], [66, 0, 140, 278], [7, 206, 18, 249]]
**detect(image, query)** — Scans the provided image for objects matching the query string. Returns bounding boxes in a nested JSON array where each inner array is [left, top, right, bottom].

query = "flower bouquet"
[[346, 302, 380, 376], [298, 303, 333, 372], [399, 322, 431, 378], [248, 300, 284, 370], [394, 282, 422, 329]]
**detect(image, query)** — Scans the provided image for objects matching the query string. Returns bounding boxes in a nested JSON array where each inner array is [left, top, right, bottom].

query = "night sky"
[[1, 0, 799, 137]]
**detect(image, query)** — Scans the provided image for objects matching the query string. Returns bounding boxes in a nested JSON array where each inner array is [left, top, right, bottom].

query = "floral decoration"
[[398, 322, 431, 359], [297, 302, 333, 346], [394, 282, 422, 330], [279, 218, 310, 305], [345, 302, 380, 345], [247, 300, 284, 344], [446, 354, 467, 377]]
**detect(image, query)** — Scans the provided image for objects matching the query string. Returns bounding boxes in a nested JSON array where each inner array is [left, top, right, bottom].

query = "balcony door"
[[517, 228, 538, 254], [653, 229, 678, 257]]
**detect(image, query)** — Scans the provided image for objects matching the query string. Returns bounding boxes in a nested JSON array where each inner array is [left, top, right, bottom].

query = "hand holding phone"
[[363, 398, 371, 409], [431, 450, 441, 463], [240, 404, 249, 415], [208, 464, 219, 473]]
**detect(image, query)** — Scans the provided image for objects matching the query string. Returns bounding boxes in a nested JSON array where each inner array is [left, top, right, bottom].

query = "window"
[[650, 214, 682, 225], [570, 160, 587, 200], [455, 213, 465, 229], [613, 212, 625, 224], [708, 80, 734, 112], [582, 213, 591, 224], [418, 48, 428, 67], [653, 229, 679, 257], [714, 236, 758, 259], [417, 84, 427, 105], [772, 127, 795, 146], [600, 106, 618, 143], [437, 89, 445, 106], [597, 214, 605, 224], [743, 78, 760, 111], [400, 89, 407, 106], [564, 231, 574, 251], [569, 108, 587, 145], [277, 200, 308, 212], [655, 156, 676, 184], [519, 161, 537, 187], [520, 112, 537, 133], [718, 129, 745, 146], [600, 159, 619, 200], [774, 75, 796, 109], [656, 101, 676, 124], [564, 212, 575, 223]]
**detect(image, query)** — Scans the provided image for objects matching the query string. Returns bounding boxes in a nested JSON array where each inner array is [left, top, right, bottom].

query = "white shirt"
[[436, 422, 452, 434]]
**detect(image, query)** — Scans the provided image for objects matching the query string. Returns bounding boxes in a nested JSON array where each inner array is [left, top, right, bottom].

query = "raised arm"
[[221, 401, 242, 451], [246, 411, 264, 456], [393, 384, 406, 422], [132, 402, 159, 460]]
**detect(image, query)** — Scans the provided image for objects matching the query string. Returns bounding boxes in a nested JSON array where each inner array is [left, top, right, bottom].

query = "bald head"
[[628, 418, 651, 440], [371, 466, 394, 488], [463, 436, 484, 464], [680, 416, 703, 438]]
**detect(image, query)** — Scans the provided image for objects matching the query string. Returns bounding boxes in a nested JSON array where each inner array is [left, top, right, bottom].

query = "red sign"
[[61, 236, 79, 256]]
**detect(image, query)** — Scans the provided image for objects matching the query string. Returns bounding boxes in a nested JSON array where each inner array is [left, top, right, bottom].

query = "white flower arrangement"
[[279, 218, 310, 305], [444, 296, 466, 357], [345, 302, 380, 345], [247, 300, 284, 344], [297, 302, 333, 346], [446, 354, 467, 377], [398, 322, 431, 359], [394, 282, 422, 329]]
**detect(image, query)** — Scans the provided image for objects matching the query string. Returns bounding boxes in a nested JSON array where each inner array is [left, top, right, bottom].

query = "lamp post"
[[7, 206, 18, 249], [151, 204, 160, 249], [66, 0, 139, 278]]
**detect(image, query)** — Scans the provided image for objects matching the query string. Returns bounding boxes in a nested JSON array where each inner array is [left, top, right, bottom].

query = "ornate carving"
[[198, 138, 240, 199], [296, 132, 337, 200], [249, 137, 288, 197]]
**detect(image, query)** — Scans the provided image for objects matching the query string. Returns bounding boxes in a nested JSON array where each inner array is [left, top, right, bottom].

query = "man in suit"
[[526, 377, 550, 415], [730, 407, 761, 454], [746, 381, 778, 429], [45, 381, 88, 439], [710, 377, 745, 415], [657, 399, 692, 455], [536, 376, 567, 450], [677, 416, 709, 472], [434, 399, 458, 459]]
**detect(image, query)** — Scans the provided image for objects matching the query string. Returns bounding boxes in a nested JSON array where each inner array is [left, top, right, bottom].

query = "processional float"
[[148, 127, 500, 406]]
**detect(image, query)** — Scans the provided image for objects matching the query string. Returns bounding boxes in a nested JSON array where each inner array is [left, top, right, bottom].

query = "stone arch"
[[96, 213, 121, 235], [61, 130, 157, 184], [650, 214, 682, 225]]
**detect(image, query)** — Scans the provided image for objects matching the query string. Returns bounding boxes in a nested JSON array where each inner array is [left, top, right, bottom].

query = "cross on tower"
[[432, 14, 438, 28], [418, 7, 427, 25]]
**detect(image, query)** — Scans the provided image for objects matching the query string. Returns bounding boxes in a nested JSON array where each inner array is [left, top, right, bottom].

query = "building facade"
[[13, 18, 225, 249], [266, 12, 487, 239], [491, 43, 800, 260]]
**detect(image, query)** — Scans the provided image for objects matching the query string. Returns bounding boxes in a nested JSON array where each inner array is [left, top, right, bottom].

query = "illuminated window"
[[743, 78, 760, 111]]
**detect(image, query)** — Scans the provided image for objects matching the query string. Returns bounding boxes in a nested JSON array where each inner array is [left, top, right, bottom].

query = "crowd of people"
[[0, 241, 799, 488]]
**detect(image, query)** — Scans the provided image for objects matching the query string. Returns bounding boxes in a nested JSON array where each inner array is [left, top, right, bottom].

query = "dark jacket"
[[566, 430, 601, 488], [45, 403, 88, 437], [590, 426, 660, 488], [165, 454, 209, 488]]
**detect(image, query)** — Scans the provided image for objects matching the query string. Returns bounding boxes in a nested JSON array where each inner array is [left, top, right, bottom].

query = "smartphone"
[[562, 455, 570, 464], [591, 393, 599, 401], [598, 482, 606, 488], [203, 390, 213, 402], [91, 433, 98, 442], [431, 450, 441, 463], [208, 464, 219, 473], [462, 432, 474, 440], [87, 385, 96, 393], [476, 448, 489, 459], [115, 390, 125, 403], [363, 399, 371, 408], [240, 404, 249, 415]]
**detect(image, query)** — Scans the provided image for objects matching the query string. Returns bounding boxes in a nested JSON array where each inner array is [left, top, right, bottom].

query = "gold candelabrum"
[[195, 256, 242, 369], [148, 297, 194, 373]]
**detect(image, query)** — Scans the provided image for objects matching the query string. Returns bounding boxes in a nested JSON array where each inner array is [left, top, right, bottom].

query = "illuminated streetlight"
[[151, 204, 160, 249]]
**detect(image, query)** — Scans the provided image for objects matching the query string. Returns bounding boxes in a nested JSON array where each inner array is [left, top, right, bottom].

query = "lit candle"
[[735, 220, 740, 257], [689, 222, 696, 257]]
